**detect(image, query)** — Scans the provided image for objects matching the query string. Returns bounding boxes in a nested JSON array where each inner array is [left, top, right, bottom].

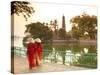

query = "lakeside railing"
[[11, 46, 97, 68]]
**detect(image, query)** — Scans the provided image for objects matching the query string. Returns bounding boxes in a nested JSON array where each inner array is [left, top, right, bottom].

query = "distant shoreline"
[[52, 40, 97, 45]]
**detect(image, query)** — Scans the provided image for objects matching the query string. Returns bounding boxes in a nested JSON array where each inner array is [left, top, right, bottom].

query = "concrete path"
[[13, 55, 93, 74]]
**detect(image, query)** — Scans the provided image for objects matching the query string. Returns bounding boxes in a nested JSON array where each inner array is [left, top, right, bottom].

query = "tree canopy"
[[11, 1, 35, 20], [70, 13, 97, 40], [25, 22, 53, 42], [58, 28, 66, 40]]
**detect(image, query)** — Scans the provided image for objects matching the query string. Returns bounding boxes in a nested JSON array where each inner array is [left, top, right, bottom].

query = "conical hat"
[[27, 37, 35, 43], [35, 38, 41, 43]]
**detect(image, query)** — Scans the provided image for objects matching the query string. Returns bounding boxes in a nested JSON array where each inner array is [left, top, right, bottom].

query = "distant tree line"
[[24, 13, 97, 43]]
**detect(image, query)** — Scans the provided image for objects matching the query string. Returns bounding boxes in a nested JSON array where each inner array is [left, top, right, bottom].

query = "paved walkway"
[[13, 55, 92, 74]]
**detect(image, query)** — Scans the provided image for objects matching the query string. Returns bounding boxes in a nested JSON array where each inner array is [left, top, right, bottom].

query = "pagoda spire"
[[62, 15, 66, 30]]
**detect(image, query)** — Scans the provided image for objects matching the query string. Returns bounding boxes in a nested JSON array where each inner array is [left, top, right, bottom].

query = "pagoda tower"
[[62, 15, 66, 30]]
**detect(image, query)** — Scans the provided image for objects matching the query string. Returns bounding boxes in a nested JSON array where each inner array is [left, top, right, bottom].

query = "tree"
[[25, 22, 53, 42], [11, 1, 35, 20], [58, 28, 66, 40], [71, 25, 80, 40], [70, 13, 97, 39], [66, 31, 72, 40]]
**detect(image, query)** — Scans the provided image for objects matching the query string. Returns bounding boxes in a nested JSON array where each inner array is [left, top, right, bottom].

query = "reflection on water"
[[13, 37, 97, 53], [43, 42, 97, 53]]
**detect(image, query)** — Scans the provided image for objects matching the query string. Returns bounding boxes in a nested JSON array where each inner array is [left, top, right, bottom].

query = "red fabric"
[[27, 42, 43, 69], [27, 43, 36, 69], [35, 42, 42, 60]]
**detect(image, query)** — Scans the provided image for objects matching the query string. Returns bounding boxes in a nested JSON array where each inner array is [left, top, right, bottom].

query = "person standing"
[[35, 38, 43, 66], [26, 38, 36, 69]]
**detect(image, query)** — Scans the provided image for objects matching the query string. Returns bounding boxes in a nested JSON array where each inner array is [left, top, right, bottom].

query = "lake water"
[[43, 42, 97, 53], [13, 36, 97, 53]]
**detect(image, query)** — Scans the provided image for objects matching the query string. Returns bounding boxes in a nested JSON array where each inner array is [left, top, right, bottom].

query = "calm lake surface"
[[43, 42, 97, 53], [14, 37, 97, 53]]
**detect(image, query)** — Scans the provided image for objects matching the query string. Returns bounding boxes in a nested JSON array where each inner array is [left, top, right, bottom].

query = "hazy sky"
[[30, 2, 97, 30], [14, 0, 97, 37]]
